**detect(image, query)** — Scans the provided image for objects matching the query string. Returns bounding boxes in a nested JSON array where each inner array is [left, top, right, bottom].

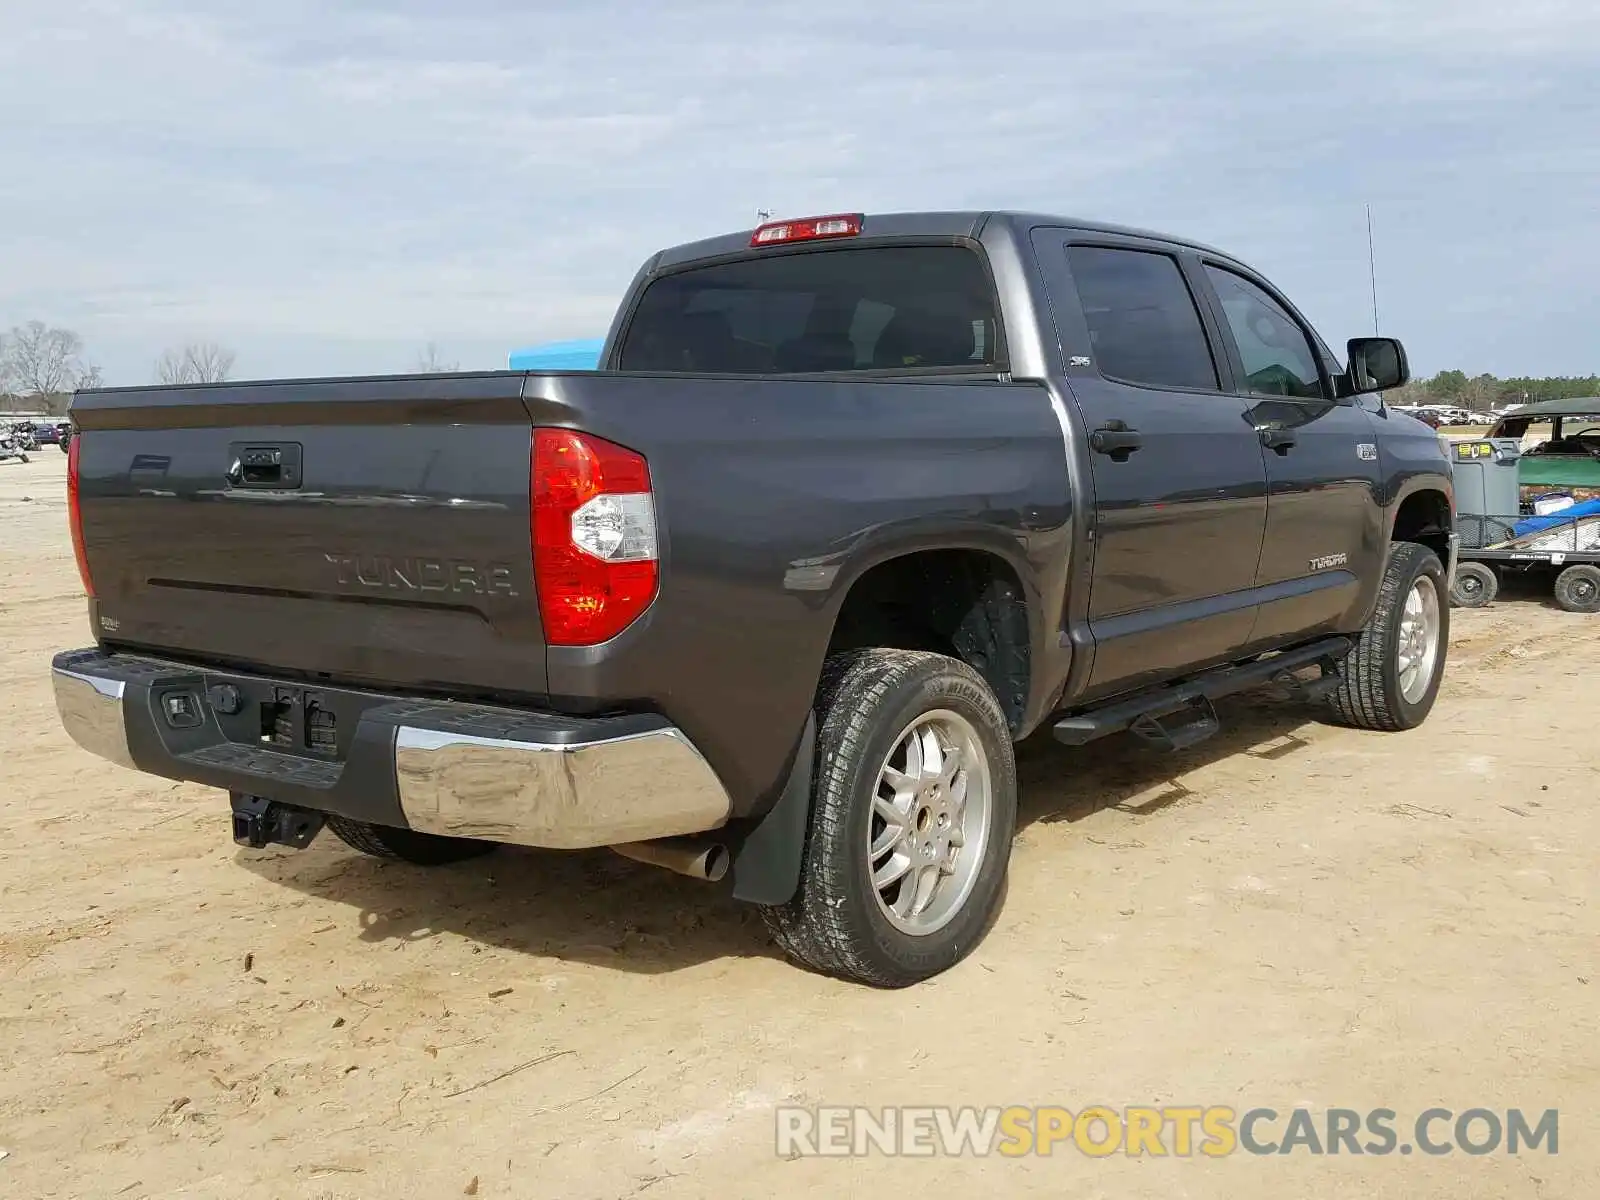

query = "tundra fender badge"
[[1309, 552, 1349, 571], [1357, 443, 1378, 461]]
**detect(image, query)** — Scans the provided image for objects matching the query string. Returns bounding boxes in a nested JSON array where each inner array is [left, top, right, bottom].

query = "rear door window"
[[1064, 246, 1221, 392], [617, 246, 1001, 374]]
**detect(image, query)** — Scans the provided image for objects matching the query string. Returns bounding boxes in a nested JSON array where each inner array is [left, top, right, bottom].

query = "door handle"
[[1090, 422, 1143, 462], [1259, 428, 1297, 455]]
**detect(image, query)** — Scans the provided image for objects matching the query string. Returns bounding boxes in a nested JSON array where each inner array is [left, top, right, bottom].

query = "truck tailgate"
[[70, 373, 548, 699]]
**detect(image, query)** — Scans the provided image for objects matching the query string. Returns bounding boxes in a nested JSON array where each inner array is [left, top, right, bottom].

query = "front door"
[[1040, 238, 1270, 698], [1196, 262, 1385, 644]]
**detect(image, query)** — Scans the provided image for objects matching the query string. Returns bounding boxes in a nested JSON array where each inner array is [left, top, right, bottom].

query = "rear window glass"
[[616, 246, 1001, 374]]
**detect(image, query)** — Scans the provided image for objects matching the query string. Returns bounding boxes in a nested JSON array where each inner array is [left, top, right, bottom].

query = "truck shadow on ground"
[[238, 692, 1327, 977]]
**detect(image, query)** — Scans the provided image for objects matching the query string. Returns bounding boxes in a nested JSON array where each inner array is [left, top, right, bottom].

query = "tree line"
[[1, 321, 461, 416], [1387, 370, 1600, 410]]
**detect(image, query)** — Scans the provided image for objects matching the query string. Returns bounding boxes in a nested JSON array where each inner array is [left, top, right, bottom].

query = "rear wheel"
[[1326, 541, 1448, 732], [1449, 561, 1498, 609], [326, 815, 497, 865], [762, 649, 1018, 988], [1553, 564, 1600, 614]]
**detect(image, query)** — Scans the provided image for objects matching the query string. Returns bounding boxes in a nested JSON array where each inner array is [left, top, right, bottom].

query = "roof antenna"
[[1366, 204, 1380, 335]]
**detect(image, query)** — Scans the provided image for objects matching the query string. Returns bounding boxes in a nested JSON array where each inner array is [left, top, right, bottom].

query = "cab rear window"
[[617, 245, 1001, 374]]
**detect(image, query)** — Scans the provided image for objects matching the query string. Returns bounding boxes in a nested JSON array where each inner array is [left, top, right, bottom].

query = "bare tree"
[[155, 341, 237, 385], [1, 320, 99, 398], [414, 342, 459, 373]]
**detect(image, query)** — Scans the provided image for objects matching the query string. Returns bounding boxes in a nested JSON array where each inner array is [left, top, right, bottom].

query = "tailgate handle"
[[227, 442, 302, 490]]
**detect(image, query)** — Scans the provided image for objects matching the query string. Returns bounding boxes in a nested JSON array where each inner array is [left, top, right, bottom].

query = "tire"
[[762, 649, 1018, 988], [1553, 564, 1600, 614], [1326, 541, 1449, 732], [1449, 561, 1498, 609], [18, 453, 27, 463], [325, 815, 497, 865]]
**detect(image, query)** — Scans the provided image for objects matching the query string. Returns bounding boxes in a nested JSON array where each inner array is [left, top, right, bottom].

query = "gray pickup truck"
[[55, 210, 1457, 986]]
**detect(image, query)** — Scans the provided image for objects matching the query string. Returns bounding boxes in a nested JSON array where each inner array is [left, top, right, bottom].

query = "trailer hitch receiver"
[[230, 792, 325, 850]]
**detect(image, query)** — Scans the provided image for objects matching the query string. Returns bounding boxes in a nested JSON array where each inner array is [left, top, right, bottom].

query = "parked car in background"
[[1393, 405, 1444, 429]]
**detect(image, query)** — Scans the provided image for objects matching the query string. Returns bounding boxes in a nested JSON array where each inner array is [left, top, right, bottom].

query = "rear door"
[[1194, 261, 1385, 644], [1036, 235, 1269, 697]]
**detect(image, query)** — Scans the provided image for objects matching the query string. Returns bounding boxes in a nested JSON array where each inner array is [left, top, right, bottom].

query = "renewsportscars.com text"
[[776, 1105, 1559, 1158]]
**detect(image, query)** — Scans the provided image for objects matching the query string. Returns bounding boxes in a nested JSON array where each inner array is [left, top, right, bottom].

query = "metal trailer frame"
[[1451, 510, 1600, 612]]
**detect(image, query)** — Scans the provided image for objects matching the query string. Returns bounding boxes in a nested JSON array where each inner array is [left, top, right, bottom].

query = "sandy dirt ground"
[[1, 450, 1596, 1199]]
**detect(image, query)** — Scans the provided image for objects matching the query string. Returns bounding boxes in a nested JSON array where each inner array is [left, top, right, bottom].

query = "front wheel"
[[762, 649, 1018, 988], [1325, 541, 1449, 732]]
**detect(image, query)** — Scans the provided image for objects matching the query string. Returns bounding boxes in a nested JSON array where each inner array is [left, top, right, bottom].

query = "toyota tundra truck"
[[54, 210, 1457, 987]]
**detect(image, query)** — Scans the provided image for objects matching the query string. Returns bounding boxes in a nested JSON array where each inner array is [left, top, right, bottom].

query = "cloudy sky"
[[2, 0, 1596, 384]]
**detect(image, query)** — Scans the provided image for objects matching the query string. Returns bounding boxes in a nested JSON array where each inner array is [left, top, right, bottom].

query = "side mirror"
[[1343, 337, 1410, 394]]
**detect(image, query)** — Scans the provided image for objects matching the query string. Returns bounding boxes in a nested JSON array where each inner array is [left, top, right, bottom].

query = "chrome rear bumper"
[[51, 649, 731, 849], [53, 664, 137, 770], [393, 724, 731, 848]]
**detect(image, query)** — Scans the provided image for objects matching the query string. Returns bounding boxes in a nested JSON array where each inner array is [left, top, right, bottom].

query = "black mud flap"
[[728, 713, 815, 906]]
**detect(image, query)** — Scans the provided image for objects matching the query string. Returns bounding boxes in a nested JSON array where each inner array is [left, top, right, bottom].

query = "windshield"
[[616, 245, 1001, 374]]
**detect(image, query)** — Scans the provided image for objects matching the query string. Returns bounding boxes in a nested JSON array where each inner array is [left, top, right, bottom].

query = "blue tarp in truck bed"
[[508, 338, 605, 370]]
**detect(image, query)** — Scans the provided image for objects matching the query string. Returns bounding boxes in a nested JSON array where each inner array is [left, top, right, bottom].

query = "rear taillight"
[[532, 429, 658, 646], [67, 433, 95, 598]]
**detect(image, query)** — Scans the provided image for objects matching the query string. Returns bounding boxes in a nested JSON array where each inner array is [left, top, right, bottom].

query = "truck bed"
[[69, 368, 1071, 811]]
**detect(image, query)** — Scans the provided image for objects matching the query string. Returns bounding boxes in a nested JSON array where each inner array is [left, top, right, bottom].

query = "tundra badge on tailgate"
[[324, 553, 518, 597]]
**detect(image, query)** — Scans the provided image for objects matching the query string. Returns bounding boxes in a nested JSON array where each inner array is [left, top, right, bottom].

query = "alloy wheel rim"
[[866, 709, 993, 937], [1397, 575, 1442, 704]]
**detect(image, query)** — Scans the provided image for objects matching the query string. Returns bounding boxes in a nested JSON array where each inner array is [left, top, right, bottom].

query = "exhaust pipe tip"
[[610, 836, 730, 882], [699, 842, 730, 883]]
